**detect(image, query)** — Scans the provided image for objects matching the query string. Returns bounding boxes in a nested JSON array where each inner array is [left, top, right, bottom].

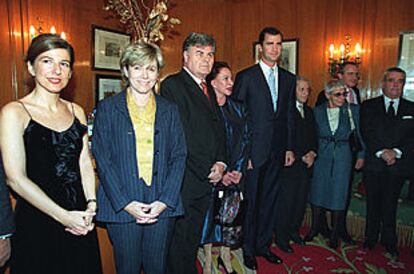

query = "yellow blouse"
[[126, 90, 156, 186]]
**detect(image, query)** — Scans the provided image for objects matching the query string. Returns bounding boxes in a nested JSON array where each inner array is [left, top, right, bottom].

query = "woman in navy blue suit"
[[200, 62, 250, 274], [92, 42, 187, 274]]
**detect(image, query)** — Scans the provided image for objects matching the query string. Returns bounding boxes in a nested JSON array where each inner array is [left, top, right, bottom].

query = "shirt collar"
[[259, 59, 278, 75], [183, 66, 204, 86], [296, 101, 304, 108], [383, 94, 400, 109]]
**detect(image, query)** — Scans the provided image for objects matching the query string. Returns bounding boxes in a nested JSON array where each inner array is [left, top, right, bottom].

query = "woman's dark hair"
[[206, 61, 231, 85], [25, 34, 75, 68]]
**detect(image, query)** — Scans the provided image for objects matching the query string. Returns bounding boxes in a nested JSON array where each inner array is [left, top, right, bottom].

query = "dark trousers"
[[243, 157, 282, 256], [107, 218, 173, 274], [275, 166, 310, 245], [167, 195, 210, 274], [364, 170, 404, 248]]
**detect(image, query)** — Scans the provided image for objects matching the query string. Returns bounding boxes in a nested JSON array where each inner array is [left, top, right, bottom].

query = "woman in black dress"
[[0, 34, 101, 274], [200, 62, 250, 274]]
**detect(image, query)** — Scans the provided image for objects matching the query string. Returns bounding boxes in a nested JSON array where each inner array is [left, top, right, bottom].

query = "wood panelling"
[[3, 0, 413, 108], [1, 0, 414, 273]]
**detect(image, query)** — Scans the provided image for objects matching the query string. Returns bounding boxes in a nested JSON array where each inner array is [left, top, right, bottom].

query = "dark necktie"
[[387, 101, 395, 117], [200, 81, 211, 102]]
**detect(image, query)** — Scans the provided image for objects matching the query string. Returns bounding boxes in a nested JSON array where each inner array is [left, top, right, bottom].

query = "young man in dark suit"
[[361, 67, 414, 257], [0, 159, 14, 271], [161, 32, 226, 274], [274, 76, 317, 254], [233, 27, 296, 270]]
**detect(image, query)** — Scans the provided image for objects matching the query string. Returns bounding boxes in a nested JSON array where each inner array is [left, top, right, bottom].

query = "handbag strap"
[[347, 103, 356, 131]]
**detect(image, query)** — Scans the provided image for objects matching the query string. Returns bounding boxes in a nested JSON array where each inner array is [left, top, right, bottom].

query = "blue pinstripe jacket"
[[92, 91, 187, 223]]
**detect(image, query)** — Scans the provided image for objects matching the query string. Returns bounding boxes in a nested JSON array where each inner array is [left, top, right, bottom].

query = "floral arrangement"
[[103, 0, 181, 43]]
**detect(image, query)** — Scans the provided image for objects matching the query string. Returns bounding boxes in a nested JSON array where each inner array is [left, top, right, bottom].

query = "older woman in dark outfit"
[[200, 62, 250, 274], [306, 80, 364, 248], [92, 42, 187, 274]]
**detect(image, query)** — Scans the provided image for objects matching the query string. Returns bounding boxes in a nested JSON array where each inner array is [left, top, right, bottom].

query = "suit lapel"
[[319, 103, 334, 136], [154, 96, 168, 129], [180, 69, 212, 110], [113, 91, 131, 119], [275, 69, 287, 116]]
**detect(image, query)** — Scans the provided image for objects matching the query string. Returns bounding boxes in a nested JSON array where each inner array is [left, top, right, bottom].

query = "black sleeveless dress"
[[11, 115, 102, 274]]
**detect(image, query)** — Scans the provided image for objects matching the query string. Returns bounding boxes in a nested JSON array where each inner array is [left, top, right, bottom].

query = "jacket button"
[[153, 171, 158, 176]]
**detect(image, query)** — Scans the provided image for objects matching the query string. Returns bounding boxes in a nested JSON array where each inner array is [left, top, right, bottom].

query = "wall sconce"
[[328, 34, 363, 77], [29, 17, 67, 40]]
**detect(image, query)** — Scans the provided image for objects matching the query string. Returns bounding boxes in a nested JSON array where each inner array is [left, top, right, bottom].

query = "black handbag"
[[213, 185, 245, 227]]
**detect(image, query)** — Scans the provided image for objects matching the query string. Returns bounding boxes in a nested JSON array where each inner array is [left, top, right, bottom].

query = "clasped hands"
[[381, 149, 397, 166], [125, 200, 167, 224], [63, 202, 97, 236]]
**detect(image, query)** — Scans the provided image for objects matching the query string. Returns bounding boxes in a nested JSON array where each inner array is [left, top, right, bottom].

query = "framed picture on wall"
[[398, 31, 414, 102], [95, 74, 123, 103], [92, 25, 131, 71], [279, 39, 298, 74], [252, 39, 299, 74], [253, 42, 261, 64]]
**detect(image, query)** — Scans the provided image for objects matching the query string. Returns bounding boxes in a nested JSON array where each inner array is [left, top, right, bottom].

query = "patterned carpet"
[[197, 235, 414, 274]]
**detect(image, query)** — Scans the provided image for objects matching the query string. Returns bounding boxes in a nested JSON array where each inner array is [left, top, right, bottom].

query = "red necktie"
[[201, 81, 211, 102], [348, 89, 355, 104]]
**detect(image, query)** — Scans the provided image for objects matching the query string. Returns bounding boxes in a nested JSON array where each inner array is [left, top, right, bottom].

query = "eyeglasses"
[[331, 92, 349, 97]]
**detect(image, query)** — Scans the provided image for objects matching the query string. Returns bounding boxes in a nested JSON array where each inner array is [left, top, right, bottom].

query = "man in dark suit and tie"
[[0, 159, 14, 271], [361, 67, 414, 257], [274, 76, 317, 253], [161, 32, 226, 274], [233, 27, 296, 270], [316, 61, 361, 106]]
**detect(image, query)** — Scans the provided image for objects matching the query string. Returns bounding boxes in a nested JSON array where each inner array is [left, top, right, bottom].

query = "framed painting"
[[92, 25, 131, 71], [95, 74, 123, 103], [398, 31, 414, 102], [252, 38, 299, 74], [279, 39, 298, 74]]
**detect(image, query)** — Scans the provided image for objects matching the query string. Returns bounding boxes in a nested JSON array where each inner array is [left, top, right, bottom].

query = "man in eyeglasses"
[[360, 67, 414, 257], [316, 62, 361, 106]]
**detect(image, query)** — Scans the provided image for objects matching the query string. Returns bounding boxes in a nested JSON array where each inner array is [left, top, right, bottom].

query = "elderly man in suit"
[[233, 26, 296, 270], [274, 76, 317, 254], [161, 32, 226, 274], [361, 67, 414, 257], [0, 159, 14, 271]]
